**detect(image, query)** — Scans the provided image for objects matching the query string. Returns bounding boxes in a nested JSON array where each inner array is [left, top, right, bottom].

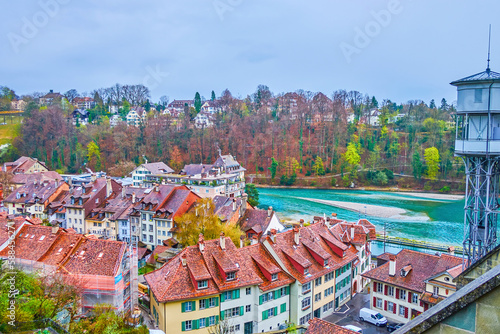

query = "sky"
[[1, 0, 499, 105]]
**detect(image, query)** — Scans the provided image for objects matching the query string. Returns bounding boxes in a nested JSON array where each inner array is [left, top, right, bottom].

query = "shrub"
[[439, 186, 451, 193]]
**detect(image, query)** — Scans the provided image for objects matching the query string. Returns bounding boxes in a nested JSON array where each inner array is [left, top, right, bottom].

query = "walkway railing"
[[375, 235, 463, 255]]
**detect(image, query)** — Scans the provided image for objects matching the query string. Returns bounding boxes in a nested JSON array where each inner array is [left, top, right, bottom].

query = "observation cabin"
[[452, 68, 500, 156]]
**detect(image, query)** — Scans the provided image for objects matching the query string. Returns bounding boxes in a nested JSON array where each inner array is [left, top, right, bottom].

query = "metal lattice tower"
[[452, 65, 500, 267]]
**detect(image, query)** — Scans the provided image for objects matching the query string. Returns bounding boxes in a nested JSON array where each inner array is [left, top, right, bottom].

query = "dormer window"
[[198, 280, 208, 289], [71, 197, 75, 204], [444, 277, 450, 282], [324, 259, 328, 267], [304, 268, 310, 275], [226, 272, 236, 281], [271, 273, 278, 281]]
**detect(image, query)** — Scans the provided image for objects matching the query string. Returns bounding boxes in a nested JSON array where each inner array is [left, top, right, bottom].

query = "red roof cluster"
[[306, 318, 357, 334]]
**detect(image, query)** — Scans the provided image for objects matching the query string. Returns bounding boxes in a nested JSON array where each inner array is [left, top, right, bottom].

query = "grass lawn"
[[138, 265, 155, 276], [0, 115, 22, 145]]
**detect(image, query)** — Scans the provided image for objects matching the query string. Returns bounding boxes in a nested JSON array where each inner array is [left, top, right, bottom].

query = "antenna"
[[487, 24, 492, 72]]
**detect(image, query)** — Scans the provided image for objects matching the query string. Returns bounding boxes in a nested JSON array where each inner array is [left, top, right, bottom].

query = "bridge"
[[375, 235, 463, 255]]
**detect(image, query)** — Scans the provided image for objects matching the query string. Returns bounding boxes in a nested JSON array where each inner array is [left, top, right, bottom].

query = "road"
[[325, 291, 391, 334]]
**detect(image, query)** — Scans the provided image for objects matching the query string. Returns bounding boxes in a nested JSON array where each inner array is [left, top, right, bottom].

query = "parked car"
[[387, 323, 404, 332], [359, 308, 387, 326], [343, 324, 363, 333]]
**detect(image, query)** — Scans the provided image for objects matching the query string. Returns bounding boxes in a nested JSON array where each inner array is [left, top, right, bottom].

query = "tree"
[[211, 90, 216, 101], [245, 183, 259, 207], [312, 156, 325, 175], [87, 141, 102, 171], [159, 95, 169, 107], [108, 161, 137, 177], [344, 142, 360, 166], [64, 89, 79, 104], [429, 99, 436, 109], [169, 145, 183, 172], [412, 151, 423, 181], [424, 147, 440, 180], [208, 319, 233, 334], [194, 92, 202, 113], [175, 198, 244, 247], [269, 157, 278, 180]]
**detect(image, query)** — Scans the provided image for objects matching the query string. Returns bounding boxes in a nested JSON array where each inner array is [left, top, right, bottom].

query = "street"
[[325, 291, 391, 334]]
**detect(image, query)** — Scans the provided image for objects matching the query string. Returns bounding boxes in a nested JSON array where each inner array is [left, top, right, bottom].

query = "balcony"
[[455, 140, 500, 155]]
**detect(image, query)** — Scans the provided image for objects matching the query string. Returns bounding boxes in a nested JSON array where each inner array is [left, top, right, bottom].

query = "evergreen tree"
[[211, 90, 216, 101], [194, 92, 202, 113], [412, 151, 423, 181]]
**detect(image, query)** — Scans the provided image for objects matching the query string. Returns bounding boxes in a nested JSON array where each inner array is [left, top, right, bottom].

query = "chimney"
[[232, 198, 236, 212], [448, 246, 455, 255], [240, 194, 248, 217], [52, 222, 59, 234], [55, 179, 59, 187], [331, 213, 337, 218], [91, 173, 97, 182], [240, 235, 244, 248], [198, 234, 205, 252], [299, 219, 304, 227], [351, 227, 355, 240], [220, 232, 226, 250], [389, 254, 396, 276], [270, 229, 277, 243], [132, 192, 136, 204], [181, 253, 187, 267], [68, 177, 73, 188], [293, 227, 300, 245], [251, 235, 258, 245], [106, 177, 112, 197], [122, 186, 125, 198], [268, 206, 272, 218], [155, 183, 159, 192]]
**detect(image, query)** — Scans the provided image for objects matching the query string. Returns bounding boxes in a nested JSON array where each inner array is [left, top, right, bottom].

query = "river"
[[257, 188, 465, 250]]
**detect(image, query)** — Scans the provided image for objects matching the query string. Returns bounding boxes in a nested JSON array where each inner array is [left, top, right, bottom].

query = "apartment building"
[[362, 249, 462, 323], [131, 162, 174, 187]]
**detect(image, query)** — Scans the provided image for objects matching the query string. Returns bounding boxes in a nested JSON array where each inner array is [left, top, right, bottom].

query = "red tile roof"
[[362, 249, 462, 293], [266, 221, 358, 284], [306, 318, 358, 334]]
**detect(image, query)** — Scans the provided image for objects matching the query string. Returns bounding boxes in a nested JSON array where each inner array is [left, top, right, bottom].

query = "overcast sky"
[[1, 0, 499, 105]]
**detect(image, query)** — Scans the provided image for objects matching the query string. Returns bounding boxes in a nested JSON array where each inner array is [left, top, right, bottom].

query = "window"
[[221, 289, 240, 302], [388, 301, 395, 313], [198, 280, 208, 289], [315, 277, 322, 286], [387, 286, 394, 297], [208, 316, 216, 326], [267, 307, 276, 317], [444, 277, 450, 282], [324, 272, 334, 282], [226, 272, 235, 281], [302, 297, 311, 310], [222, 307, 241, 319], [199, 318, 206, 328], [433, 286, 439, 296], [400, 289, 406, 300], [475, 88, 483, 103], [246, 305, 251, 312], [324, 286, 334, 297], [304, 268, 309, 275], [302, 282, 311, 294], [208, 297, 217, 308], [271, 273, 278, 281], [314, 293, 321, 302], [377, 282, 383, 293], [246, 287, 251, 295], [182, 301, 195, 312], [399, 305, 406, 317], [299, 313, 312, 325], [412, 293, 419, 304], [184, 320, 192, 331], [376, 297, 383, 309]]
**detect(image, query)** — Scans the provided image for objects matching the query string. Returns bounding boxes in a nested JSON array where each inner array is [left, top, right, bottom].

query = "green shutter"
[[274, 307, 278, 316], [259, 295, 263, 305], [235, 289, 240, 299], [281, 303, 286, 313], [240, 306, 244, 316], [220, 310, 225, 320], [181, 302, 186, 313], [191, 301, 196, 311], [216, 315, 219, 324], [193, 319, 199, 330], [215, 297, 219, 307], [285, 286, 290, 295], [262, 310, 268, 320], [221, 293, 225, 303], [182, 321, 186, 331], [274, 290, 278, 299]]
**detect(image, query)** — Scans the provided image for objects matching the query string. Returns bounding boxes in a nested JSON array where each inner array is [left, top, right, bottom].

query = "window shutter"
[[281, 303, 286, 313], [373, 282, 377, 292], [373, 297, 376, 307], [181, 302, 186, 313], [240, 306, 244, 316], [220, 311, 225, 320], [221, 294, 225, 303], [405, 306, 409, 318], [408, 292, 412, 303], [274, 290, 279, 299], [396, 288, 399, 299], [235, 289, 240, 299], [193, 320, 199, 330], [274, 307, 278, 316], [384, 285, 388, 296], [262, 310, 268, 320], [393, 304, 396, 314], [285, 286, 290, 295], [215, 297, 219, 307], [259, 295, 263, 305], [181, 321, 185, 332], [420, 300, 423, 307], [216, 315, 219, 324], [384, 300, 387, 311]]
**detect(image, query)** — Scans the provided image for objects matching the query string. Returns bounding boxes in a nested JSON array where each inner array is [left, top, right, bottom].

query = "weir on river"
[[257, 188, 469, 255]]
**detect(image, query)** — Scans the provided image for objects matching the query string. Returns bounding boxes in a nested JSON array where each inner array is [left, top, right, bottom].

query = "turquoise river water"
[[257, 188, 465, 253]]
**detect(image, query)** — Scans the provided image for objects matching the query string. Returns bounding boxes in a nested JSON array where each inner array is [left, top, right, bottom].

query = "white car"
[[343, 324, 363, 333], [359, 307, 387, 326]]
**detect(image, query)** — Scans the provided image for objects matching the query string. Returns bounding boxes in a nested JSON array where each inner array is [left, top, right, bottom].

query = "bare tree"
[[207, 319, 233, 334], [64, 89, 79, 104]]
